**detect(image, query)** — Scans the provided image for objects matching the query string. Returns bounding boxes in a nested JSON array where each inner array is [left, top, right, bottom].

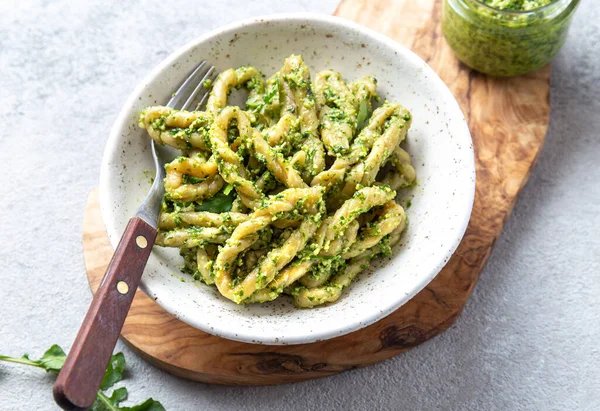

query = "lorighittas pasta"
[[139, 55, 416, 308]]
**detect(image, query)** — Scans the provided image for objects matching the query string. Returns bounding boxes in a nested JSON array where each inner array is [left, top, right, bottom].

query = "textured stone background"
[[1, 1, 598, 410]]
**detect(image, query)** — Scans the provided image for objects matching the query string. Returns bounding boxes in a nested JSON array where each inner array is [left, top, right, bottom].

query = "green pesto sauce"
[[481, 0, 554, 11], [442, 0, 579, 76]]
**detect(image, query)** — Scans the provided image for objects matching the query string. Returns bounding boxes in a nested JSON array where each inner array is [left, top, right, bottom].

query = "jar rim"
[[472, 0, 576, 17]]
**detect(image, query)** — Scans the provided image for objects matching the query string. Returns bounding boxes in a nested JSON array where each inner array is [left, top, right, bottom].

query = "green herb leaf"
[[92, 388, 167, 411], [0, 345, 164, 411], [182, 174, 207, 185], [93, 388, 166, 411], [93, 387, 128, 411], [223, 184, 233, 196], [36, 345, 67, 371], [245, 95, 264, 112], [100, 352, 126, 390], [0, 344, 66, 372], [263, 78, 280, 105], [356, 99, 369, 131], [121, 398, 166, 411], [194, 190, 235, 213]]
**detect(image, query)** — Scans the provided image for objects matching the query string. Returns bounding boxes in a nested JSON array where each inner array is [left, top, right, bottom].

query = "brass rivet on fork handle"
[[116, 281, 129, 295], [135, 235, 148, 249]]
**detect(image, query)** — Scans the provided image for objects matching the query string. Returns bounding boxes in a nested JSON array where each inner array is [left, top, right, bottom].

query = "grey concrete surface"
[[1, 1, 598, 410]]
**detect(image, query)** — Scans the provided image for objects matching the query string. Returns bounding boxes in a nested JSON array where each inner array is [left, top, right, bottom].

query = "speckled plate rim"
[[100, 13, 475, 345]]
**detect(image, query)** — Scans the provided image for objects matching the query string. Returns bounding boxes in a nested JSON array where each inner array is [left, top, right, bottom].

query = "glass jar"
[[442, 0, 580, 77]]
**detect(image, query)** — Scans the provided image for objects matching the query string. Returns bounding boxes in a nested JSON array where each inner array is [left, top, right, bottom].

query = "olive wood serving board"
[[82, 0, 550, 385]]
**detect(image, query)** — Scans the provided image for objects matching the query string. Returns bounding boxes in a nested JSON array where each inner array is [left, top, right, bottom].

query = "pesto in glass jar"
[[442, 0, 579, 77]]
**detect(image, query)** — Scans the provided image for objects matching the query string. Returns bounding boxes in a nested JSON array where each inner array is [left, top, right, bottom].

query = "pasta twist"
[[140, 107, 211, 150], [206, 66, 263, 115], [314, 70, 357, 155], [140, 55, 416, 307], [212, 187, 324, 303]]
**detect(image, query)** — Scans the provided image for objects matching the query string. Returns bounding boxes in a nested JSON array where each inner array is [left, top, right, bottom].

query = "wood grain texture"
[[82, 0, 550, 385], [56, 216, 157, 409]]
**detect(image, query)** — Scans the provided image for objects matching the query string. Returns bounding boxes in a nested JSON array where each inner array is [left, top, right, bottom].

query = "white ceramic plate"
[[100, 13, 475, 345]]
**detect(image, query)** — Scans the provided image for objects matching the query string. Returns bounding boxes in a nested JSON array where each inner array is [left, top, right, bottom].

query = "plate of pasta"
[[100, 14, 475, 344]]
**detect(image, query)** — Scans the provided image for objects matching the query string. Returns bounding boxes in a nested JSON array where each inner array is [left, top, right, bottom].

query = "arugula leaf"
[[0, 344, 66, 372], [246, 78, 279, 114], [93, 387, 128, 411], [121, 398, 166, 411], [194, 189, 235, 213], [0, 345, 165, 411], [93, 388, 165, 411], [263, 78, 279, 105], [100, 352, 126, 390], [356, 99, 369, 131], [245, 95, 264, 112]]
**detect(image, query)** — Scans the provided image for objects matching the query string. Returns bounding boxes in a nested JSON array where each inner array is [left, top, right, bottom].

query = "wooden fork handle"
[[53, 217, 157, 410]]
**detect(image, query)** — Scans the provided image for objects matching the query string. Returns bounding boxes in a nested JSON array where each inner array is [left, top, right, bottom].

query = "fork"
[[53, 61, 216, 411]]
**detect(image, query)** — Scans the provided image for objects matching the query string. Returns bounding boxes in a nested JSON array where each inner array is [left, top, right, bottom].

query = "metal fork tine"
[[181, 65, 215, 111], [195, 69, 218, 110], [138, 60, 219, 228], [166, 61, 208, 109]]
